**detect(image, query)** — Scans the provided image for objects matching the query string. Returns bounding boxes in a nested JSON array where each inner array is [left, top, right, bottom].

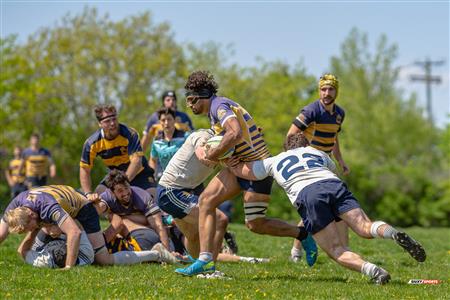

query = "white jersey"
[[159, 130, 216, 190], [253, 146, 339, 204]]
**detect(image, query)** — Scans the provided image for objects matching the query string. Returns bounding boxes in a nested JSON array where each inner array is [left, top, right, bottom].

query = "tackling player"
[[227, 133, 426, 284]]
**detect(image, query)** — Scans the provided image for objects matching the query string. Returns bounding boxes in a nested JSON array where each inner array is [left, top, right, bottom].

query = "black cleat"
[[394, 232, 426, 262], [372, 267, 391, 285], [224, 231, 238, 254]]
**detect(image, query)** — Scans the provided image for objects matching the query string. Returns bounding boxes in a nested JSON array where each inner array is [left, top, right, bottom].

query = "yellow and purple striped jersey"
[[22, 148, 53, 177], [208, 96, 270, 162], [8, 158, 25, 184], [80, 124, 148, 173], [293, 100, 345, 154]]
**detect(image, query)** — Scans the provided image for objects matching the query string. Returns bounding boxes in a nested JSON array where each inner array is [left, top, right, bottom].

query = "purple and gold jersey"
[[2, 185, 89, 226], [295, 100, 345, 154], [22, 148, 53, 177], [80, 124, 148, 174], [208, 96, 270, 162], [100, 186, 159, 217]]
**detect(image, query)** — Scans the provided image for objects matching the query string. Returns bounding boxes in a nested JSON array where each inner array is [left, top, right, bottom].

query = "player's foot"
[[247, 257, 270, 264], [300, 233, 318, 267], [175, 259, 215, 276], [290, 247, 303, 263], [290, 254, 302, 263], [393, 232, 426, 262], [151, 243, 179, 264], [371, 267, 391, 285], [224, 231, 238, 254]]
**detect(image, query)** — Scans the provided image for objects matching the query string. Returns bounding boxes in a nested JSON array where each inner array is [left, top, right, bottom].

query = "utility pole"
[[410, 58, 445, 123]]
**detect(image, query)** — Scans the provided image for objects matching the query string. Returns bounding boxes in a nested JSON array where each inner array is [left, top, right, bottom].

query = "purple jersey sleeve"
[[210, 98, 237, 128], [38, 195, 69, 226], [131, 187, 159, 216]]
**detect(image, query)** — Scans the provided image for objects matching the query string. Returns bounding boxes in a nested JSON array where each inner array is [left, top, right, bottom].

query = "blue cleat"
[[300, 233, 318, 267], [175, 259, 215, 276]]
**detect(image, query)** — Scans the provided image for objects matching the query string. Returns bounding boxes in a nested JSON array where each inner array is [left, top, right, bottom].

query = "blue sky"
[[2, 1, 449, 127]]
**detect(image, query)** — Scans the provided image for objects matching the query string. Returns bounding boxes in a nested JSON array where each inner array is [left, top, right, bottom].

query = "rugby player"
[[141, 90, 193, 153], [5, 146, 27, 197], [0, 185, 178, 268], [227, 133, 426, 284], [175, 70, 317, 276], [287, 74, 350, 262]]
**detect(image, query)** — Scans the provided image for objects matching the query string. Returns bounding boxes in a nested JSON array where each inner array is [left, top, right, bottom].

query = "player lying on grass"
[[226, 133, 426, 284], [0, 185, 178, 268], [18, 224, 94, 268]]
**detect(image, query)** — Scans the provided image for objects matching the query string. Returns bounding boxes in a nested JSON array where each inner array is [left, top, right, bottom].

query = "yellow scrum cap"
[[318, 74, 339, 96]]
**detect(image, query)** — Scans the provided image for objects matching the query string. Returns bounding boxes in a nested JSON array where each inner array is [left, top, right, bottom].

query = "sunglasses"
[[186, 96, 200, 106]]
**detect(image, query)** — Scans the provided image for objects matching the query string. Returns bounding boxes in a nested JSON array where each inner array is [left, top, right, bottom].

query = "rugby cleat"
[[224, 231, 239, 254], [393, 232, 426, 262], [289, 254, 302, 263], [371, 267, 391, 285], [151, 243, 179, 264], [300, 233, 318, 267], [175, 259, 215, 276], [247, 257, 270, 264]]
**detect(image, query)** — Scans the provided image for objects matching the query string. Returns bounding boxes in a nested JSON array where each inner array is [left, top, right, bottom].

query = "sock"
[[370, 221, 398, 239], [239, 256, 254, 262], [198, 252, 213, 262], [291, 246, 303, 258], [296, 226, 308, 241], [361, 262, 379, 277], [113, 250, 160, 265]]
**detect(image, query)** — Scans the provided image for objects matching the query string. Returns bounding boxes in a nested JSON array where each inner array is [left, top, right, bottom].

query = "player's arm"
[[287, 112, 309, 136], [79, 166, 93, 193], [49, 159, 56, 178], [103, 214, 125, 243], [17, 229, 40, 259], [149, 157, 158, 172], [0, 219, 9, 245], [206, 117, 242, 161], [227, 159, 268, 181], [58, 216, 81, 268], [331, 136, 350, 175], [141, 133, 153, 154], [146, 212, 170, 250], [126, 154, 142, 182]]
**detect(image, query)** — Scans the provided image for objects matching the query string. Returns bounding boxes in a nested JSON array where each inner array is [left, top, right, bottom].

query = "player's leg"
[[313, 221, 390, 284], [340, 208, 426, 262]]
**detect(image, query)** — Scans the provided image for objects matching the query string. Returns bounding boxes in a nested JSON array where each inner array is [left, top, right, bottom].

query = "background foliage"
[[1, 8, 449, 226]]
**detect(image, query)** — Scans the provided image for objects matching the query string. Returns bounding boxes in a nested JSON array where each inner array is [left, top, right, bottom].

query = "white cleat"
[[151, 243, 179, 264]]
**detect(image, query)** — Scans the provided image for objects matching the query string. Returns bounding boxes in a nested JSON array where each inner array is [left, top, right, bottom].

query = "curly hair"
[[185, 70, 219, 94], [283, 133, 310, 151], [105, 169, 129, 191], [94, 104, 117, 121]]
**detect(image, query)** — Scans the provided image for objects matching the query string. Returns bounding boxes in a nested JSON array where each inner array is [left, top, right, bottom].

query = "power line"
[[410, 58, 445, 123]]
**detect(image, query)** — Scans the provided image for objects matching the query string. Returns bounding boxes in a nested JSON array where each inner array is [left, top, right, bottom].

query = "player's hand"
[[58, 265, 72, 271], [339, 160, 350, 176], [86, 192, 100, 202], [195, 145, 218, 168]]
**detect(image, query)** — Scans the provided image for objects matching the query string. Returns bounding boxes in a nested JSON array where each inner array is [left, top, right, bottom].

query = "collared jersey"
[[252, 146, 339, 204], [80, 124, 148, 174], [143, 111, 193, 138], [208, 96, 270, 162], [100, 186, 159, 217], [150, 129, 188, 171], [3, 185, 89, 227], [22, 148, 53, 177], [8, 158, 25, 184], [295, 100, 345, 153]]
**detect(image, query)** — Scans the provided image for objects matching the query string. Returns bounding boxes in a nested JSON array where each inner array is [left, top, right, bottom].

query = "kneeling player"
[[227, 133, 426, 284]]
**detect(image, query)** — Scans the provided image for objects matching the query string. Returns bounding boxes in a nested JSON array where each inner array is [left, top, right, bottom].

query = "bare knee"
[[217, 213, 228, 231]]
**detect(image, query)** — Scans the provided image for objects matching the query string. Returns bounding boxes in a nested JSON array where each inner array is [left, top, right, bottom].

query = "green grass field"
[[0, 225, 448, 299]]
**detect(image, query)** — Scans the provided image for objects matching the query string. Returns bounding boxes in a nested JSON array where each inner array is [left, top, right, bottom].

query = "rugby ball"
[[206, 135, 235, 159]]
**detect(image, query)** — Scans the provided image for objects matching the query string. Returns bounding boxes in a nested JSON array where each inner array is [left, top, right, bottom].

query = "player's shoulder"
[[334, 103, 345, 116], [130, 186, 149, 200], [84, 129, 103, 147], [119, 124, 139, 139], [302, 99, 321, 113]]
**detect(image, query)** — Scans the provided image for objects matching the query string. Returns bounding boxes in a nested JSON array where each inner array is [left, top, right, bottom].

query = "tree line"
[[1, 7, 448, 226]]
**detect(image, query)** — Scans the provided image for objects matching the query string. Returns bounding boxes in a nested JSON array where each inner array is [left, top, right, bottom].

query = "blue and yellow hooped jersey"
[[8, 158, 25, 184], [80, 124, 147, 173], [208, 96, 270, 162], [294, 100, 345, 153], [22, 147, 53, 177]]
